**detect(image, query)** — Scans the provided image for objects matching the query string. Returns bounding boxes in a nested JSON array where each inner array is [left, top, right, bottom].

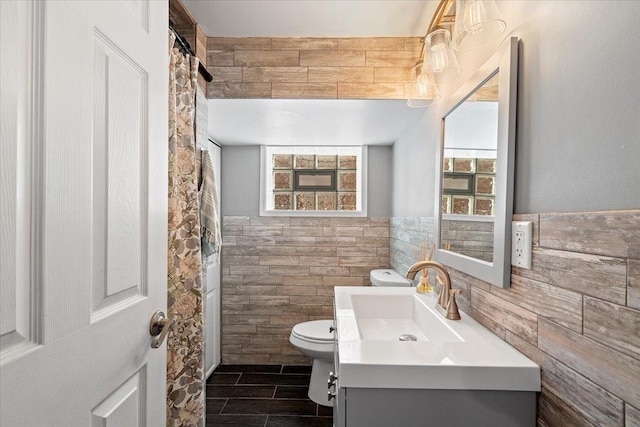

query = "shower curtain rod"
[[170, 22, 213, 83]]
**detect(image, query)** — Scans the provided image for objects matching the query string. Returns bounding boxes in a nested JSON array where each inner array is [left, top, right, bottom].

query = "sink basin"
[[350, 294, 463, 343], [334, 287, 540, 392]]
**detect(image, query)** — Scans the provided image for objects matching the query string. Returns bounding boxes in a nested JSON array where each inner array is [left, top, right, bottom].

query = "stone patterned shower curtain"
[[166, 31, 204, 427]]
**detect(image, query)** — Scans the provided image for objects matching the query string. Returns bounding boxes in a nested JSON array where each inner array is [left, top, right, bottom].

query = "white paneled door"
[[0, 1, 168, 425]]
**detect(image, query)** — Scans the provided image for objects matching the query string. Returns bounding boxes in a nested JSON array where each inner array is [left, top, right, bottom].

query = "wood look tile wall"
[[206, 37, 422, 99], [440, 219, 495, 262], [389, 217, 435, 276], [390, 210, 640, 426], [221, 216, 390, 364]]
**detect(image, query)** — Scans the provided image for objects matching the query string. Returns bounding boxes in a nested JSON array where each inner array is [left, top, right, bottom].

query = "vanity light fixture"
[[426, 28, 461, 83], [452, 0, 507, 51], [407, 0, 507, 107], [406, 58, 439, 108]]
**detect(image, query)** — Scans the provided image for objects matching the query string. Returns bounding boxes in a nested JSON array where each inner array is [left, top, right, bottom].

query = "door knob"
[[149, 310, 175, 349]]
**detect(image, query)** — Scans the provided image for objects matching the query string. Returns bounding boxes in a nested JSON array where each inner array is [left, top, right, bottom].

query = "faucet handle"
[[436, 273, 450, 309], [445, 289, 462, 320]]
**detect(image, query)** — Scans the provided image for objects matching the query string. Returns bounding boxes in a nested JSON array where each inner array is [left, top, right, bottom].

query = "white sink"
[[350, 294, 463, 343], [335, 287, 540, 392]]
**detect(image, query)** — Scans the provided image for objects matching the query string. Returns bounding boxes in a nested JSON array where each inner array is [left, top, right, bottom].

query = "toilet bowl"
[[289, 269, 410, 406], [289, 320, 335, 406]]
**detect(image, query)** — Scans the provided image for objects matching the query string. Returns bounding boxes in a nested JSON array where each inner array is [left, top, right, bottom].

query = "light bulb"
[[407, 60, 438, 108], [464, 0, 487, 34], [411, 62, 431, 97], [416, 73, 430, 96], [430, 42, 448, 74]]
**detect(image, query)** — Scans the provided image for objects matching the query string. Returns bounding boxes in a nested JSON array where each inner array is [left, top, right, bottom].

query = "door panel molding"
[[0, 0, 44, 364], [91, 29, 149, 321], [119, 0, 150, 33], [91, 366, 146, 427]]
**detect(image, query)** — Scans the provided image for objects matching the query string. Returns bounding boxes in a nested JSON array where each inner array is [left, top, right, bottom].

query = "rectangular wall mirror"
[[434, 37, 519, 288]]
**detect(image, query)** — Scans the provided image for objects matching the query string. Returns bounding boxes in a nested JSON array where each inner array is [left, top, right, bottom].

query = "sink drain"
[[399, 334, 417, 341]]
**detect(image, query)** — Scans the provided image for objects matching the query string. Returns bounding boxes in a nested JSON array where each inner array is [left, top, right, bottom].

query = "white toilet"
[[289, 269, 411, 406]]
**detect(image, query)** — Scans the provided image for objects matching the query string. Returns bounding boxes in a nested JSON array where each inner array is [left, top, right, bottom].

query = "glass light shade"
[[425, 29, 461, 84], [452, 0, 506, 51], [406, 61, 439, 108], [406, 98, 432, 108]]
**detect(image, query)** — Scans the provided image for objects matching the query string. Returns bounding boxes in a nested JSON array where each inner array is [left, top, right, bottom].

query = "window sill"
[[260, 209, 367, 217]]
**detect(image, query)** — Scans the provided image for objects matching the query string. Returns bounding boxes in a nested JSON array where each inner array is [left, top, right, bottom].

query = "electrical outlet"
[[511, 221, 533, 269]]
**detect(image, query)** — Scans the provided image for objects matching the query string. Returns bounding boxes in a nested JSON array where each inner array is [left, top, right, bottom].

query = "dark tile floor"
[[206, 364, 333, 427]]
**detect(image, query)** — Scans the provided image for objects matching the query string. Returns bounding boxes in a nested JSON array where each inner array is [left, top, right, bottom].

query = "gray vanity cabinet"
[[332, 386, 535, 427]]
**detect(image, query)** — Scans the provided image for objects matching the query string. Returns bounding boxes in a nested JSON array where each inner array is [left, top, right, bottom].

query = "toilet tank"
[[369, 269, 411, 287]]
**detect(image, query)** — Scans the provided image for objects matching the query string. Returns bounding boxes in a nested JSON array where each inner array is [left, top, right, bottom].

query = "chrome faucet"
[[405, 260, 452, 310]]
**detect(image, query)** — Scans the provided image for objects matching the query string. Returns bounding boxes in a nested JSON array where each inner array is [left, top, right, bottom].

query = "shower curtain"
[[166, 31, 204, 427]]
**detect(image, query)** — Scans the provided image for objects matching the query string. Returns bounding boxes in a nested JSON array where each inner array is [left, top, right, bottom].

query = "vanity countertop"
[[334, 286, 540, 391]]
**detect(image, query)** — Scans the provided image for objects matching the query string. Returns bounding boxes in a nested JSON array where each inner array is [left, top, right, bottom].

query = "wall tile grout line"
[[626, 258, 629, 307]]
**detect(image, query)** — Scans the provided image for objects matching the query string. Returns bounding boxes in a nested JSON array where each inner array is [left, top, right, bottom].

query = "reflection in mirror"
[[435, 37, 518, 289], [441, 72, 499, 262]]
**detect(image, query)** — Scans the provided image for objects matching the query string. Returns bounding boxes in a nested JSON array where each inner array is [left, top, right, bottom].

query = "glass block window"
[[262, 146, 366, 216], [442, 150, 496, 216]]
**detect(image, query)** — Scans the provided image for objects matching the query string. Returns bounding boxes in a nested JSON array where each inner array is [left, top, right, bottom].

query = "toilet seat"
[[291, 320, 334, 344]]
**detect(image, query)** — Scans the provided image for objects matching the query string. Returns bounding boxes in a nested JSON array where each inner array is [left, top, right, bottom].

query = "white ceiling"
[[184, 1, 437, 146], [207, 99, 426, 145], [182, 1, 436, 37]]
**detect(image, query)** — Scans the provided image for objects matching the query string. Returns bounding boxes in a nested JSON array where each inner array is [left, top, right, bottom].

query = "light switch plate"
[[511, 221, 533, 269]]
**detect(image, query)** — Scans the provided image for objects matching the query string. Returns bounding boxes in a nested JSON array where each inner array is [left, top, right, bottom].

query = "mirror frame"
[[434, 37, 519, 288]]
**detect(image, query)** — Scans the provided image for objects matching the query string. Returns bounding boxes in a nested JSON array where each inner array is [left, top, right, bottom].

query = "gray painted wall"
[[391, 107, 439, 217], [393, 0, 640, 215], [221, 145, 261, 216], [367, 145, 391, 217], [221, 145, 391, 216]]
